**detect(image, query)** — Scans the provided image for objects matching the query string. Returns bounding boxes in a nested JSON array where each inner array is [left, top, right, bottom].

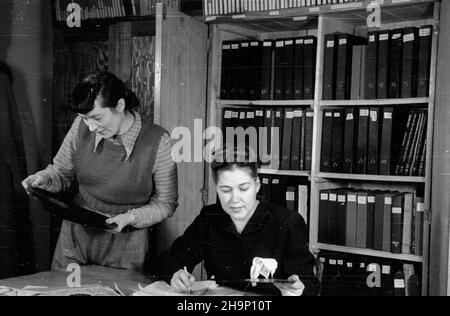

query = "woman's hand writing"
[[171, 268, 195, 294]]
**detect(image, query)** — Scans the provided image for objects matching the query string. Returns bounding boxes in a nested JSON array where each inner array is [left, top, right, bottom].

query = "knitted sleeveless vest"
[[75, 119, 167, 215]]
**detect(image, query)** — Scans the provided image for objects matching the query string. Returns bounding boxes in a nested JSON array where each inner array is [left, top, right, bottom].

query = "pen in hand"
[[184, 266, 192, 294]]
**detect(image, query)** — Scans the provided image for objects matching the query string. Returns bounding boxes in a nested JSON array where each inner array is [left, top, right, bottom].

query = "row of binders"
[[321, 107, 427, 177], [222, 107, 313, 171], [204, 0, 364, 16], [54, 0, 179, 22], [318, 189, 424, 256], [259, 175, 309, 226], [323, 25, 433, 100], [319, 252, 421, 296], [221, 36, 317, 100]]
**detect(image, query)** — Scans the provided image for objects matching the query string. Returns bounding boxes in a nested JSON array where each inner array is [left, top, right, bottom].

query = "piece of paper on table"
[[250, 258, 278, 280], [133, 281, 243, 296], [0, 286, 42, 296]]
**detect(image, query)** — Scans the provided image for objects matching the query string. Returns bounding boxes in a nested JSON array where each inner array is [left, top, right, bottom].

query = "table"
[[0, 265, 153, 296], [0, 266, 254, 296]]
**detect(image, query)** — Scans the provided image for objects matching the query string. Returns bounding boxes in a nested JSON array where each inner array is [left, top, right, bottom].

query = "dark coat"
[[161, 200, 320, 296], [0, 71, 34, 278]]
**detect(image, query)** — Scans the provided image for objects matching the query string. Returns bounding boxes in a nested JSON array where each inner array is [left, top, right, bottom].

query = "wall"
[[0, 0, 54, 272]]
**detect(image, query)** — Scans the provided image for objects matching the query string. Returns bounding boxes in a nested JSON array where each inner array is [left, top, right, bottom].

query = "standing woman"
[[22, 71, 178, 271]]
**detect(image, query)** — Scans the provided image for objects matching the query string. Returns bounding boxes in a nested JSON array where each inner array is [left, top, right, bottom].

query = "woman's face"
[[79, 96, 125, 139], [216, 167, 261, 224]]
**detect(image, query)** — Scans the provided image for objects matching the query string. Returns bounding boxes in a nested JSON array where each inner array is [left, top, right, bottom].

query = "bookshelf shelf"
[[219, 99, 314, 107], [319, 98, 430, 107], [204, 0, 435, 26], [316, 173, 426, 183], [259, 169, 310, 177], [315, 243, 423, 263]]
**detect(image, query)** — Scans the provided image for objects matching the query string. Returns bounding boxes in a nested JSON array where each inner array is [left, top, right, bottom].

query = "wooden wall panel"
[[155, 4, 208, 257], [132, 36, 155, 122]]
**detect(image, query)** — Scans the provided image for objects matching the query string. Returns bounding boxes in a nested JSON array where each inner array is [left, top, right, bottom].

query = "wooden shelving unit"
[[205, 0, 441, 296]]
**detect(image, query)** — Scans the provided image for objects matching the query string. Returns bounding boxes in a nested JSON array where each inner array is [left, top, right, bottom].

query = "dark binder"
[[290, 109, 303, 170], [366, 193, 376, 249], [330, 109, 345, 173], [356, 191, 368, 249], [286, 186, 296, 212], [260, 175, 272, 202], [222, 108, 234, 147], [401, 27, 419, 98], [220, 42, 232, 99], [413, 196, 425, 256], [345, 191, 358, 248], [373, 191, 386, 251], [377, 30, 390, 99], [272, 109, 284, 170], [321, 109, 334, 172], [343, 108, 357, 173], [355, 108, 370, 174], [261, 109, 274, 166], [394, 270, 406, 296], [228, 42, 241, 99], [255, 109, 265, 163], [367, 107, 380, 175], [383, 193, 395, 253], [365, 31, 379, 99], [260, 40, 274, 100], [402, 192, 414, 255], [283, 39, 295, 100], [388, 29, 404, 98], [248, 41, 263, 100], [304, 109, 314, 171], [336, 34, 364, 100], [273, 40, 285, 100], [270, 176, 284, 206], [300, 108, 307, 171], [417, 25, 433, 97], [280, 108, 294, 170], [379, 107, 393, 175], [328, 190, 338, 245], [294, 38, 305, 100], [391, 193, 404, 254], [323, 34, 337, 100], [303, 36, 317, 100], [238, 41, 251, 100], [336, 189, 347, 246], [319, 190, 330, 244]]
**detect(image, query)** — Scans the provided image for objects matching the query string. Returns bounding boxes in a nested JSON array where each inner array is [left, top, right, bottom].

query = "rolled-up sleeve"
[[130, 133, 178, 228]]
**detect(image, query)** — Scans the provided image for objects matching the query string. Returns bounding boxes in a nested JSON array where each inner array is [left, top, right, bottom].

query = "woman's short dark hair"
[[0, 60, 13, 83], [70, 71, 139, 114], [210, 146, 259, 183]]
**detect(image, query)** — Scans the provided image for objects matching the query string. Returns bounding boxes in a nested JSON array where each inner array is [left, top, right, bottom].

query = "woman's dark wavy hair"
[[0, 60, 13, 83], [70, 71, 139, 114], [210, 146, 259, 183]]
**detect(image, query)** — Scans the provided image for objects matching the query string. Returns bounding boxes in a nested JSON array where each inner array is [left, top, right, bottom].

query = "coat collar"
[[219, 201, 273, 237]]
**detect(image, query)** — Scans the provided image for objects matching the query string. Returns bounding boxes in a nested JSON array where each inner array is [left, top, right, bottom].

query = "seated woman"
[[160, 147, 319, 296]]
